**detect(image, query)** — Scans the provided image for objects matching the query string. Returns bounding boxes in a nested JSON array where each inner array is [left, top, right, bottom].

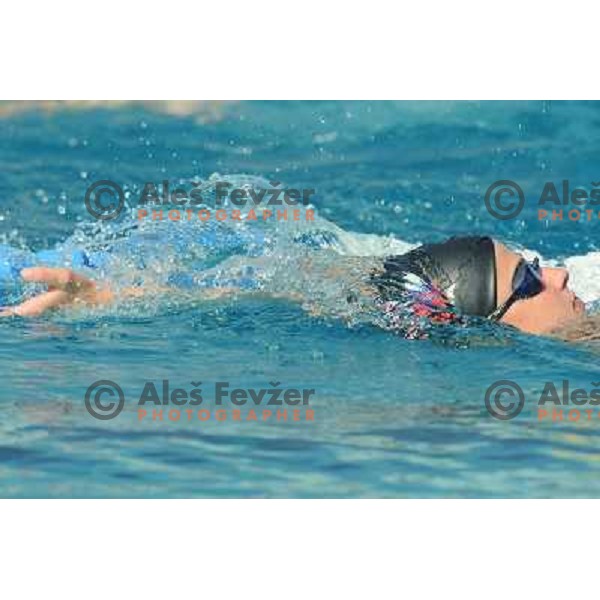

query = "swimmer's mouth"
[[572, 294, 586, 313]]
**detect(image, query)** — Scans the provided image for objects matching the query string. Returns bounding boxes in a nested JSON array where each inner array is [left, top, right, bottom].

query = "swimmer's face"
[[494, 242, 586, 335]]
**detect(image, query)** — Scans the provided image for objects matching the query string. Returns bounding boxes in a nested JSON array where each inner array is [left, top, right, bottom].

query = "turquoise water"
[[2, 100, 600, 498]]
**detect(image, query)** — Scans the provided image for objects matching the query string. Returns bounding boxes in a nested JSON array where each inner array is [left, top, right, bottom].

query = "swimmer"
[[0, 235, 589, 340]]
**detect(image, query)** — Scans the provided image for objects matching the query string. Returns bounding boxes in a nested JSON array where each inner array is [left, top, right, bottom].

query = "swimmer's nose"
[[542, 266, 569, 291]]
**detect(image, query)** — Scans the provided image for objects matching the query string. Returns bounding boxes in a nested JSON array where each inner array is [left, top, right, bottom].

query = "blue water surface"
[[1, 100, 600, 498]]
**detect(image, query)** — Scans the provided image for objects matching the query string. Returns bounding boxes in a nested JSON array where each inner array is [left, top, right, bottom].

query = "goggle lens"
[[512, 257, 543, 300]]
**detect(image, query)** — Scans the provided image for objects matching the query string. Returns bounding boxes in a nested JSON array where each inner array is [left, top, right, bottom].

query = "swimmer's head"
[[414, 236, 497, 317], [375, 236, 586, 336], [493, 242, 585, 335]]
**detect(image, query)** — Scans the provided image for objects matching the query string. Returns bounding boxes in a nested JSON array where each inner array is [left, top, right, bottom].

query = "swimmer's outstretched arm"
[[0, 267, 289, 317], [0, 268, 118, 317], [0, 256, 355, 318]]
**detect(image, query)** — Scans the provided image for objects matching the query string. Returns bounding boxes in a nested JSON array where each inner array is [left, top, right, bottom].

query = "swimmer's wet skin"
[[0, 235, 587, 337]]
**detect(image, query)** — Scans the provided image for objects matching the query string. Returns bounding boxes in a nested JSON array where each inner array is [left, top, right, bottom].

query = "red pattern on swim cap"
[[378, 276, 461, 339]]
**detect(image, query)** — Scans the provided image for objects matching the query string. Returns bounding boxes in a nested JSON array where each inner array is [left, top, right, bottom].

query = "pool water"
[[2, 100, 600, 498]]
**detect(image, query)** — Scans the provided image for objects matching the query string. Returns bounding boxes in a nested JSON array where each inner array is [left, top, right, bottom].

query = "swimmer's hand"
[[0, 268, 114, 317]]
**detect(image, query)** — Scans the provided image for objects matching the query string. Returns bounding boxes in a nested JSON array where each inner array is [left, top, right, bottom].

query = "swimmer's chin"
[[547, 310, 598, 342]]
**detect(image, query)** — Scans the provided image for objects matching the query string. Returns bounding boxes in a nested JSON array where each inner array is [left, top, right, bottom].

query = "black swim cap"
[[374, 236, 497, 317]]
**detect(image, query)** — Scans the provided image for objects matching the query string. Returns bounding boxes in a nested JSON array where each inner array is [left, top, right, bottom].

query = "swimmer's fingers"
[[1, 290, 70, 317], [0, 268, 115, 318], [20, 267, 95, 292]]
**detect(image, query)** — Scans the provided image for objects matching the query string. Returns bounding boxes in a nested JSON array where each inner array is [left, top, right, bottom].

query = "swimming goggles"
[[489, 257, 543, 321]]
